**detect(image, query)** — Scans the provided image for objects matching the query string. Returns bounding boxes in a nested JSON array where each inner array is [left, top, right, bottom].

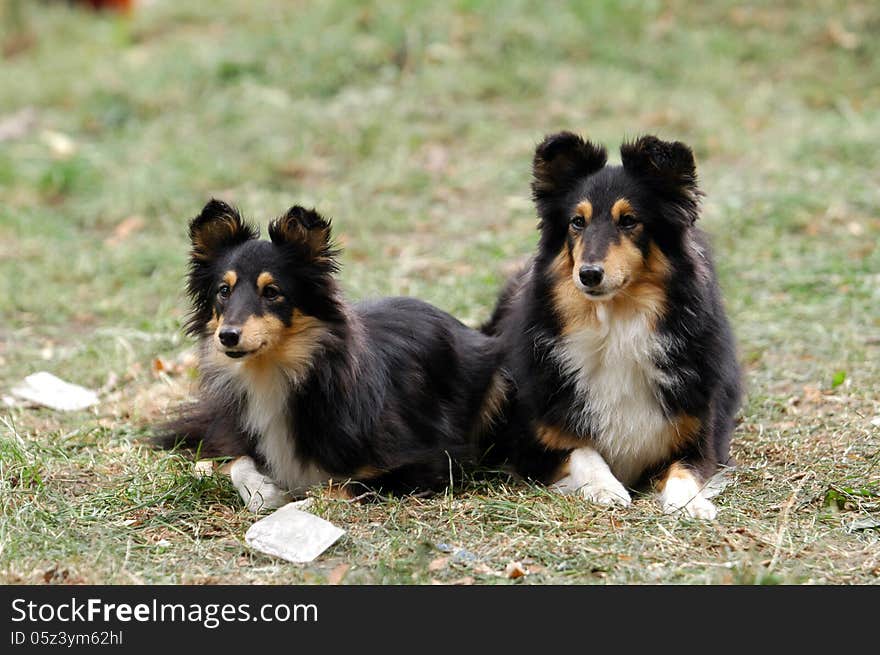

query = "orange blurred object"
[[79, 0, 134, 12]]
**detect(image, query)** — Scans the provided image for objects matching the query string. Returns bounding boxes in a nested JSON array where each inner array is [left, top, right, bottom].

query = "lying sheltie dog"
[[157, 199, 507, 506], [483, 132, 742, 518]]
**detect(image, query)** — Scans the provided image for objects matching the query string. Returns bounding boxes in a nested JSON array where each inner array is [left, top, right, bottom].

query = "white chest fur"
[[552, 304, 673, 486], [241, 366, 328, 495], [204, 354, 329, 496]]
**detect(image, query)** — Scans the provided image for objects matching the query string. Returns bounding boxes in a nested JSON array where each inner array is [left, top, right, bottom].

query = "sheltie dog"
[[483, 132, 742, 518], [157, 200, 507, 507]]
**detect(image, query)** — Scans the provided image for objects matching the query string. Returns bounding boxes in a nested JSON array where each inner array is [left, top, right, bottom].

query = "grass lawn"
[[1, 0, 878, 584]]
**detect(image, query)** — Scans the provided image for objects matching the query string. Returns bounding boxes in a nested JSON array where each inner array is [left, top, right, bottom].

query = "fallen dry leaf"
[[826, 21, 859, 50], [327, 563, 350, 585], [803, 386, 823, 404], [43, 566, 71, 584], [504, 561, 528, 579], [150, 351, 197, 379], [105, 215, 146, 247]]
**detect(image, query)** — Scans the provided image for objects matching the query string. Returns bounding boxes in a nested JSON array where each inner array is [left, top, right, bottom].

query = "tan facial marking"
[[216, 314, 285, 353], [222, 270, 238, 288], [611, 198, 635, 222], [575, 200, 593, 223], [550, 246, 596, 334], [212, 308, 328, 388], [551, 245, 599, 334], [602, 237, 644, 287], [256, 272, 275, 293], [251, 309, 329, 381], [207, 308, 220, 332], [571, 230, 587, 264], [609, 243, 670, 324]]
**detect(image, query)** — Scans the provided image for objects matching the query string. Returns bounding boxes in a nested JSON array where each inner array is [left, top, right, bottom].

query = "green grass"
[[1, 0, 878, 584]]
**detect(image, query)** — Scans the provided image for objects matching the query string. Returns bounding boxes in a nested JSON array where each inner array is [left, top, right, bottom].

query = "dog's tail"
[[152, 399, 249, 458]]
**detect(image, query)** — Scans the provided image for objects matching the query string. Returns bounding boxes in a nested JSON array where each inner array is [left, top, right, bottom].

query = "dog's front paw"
[[553, 446, 632, 508], [229, 456, 290, 513], [552, 474, 632, 507], [686, 496, 718, 520], [661, 477, 717, 520], [580, 477, 632, 507], [662, 494, 717, 520]]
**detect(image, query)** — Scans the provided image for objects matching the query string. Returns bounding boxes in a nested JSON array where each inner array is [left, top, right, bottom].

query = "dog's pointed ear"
[[189, 199, 257, 261], [185, 200, 257, 337], [620, 136, 701, 225], [268, 205, 336, 263], [532, 131, 607, 202], [620, 135, 698, 196]]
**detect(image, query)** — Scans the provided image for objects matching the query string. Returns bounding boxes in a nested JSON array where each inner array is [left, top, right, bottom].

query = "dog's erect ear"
[[185, 200, 257, 337], [620, 135, 698, 197], [189, 199, 257, 261], [532, 131, 607, 202], [269, 205, 335, 262], [620, 136, 701, 225]]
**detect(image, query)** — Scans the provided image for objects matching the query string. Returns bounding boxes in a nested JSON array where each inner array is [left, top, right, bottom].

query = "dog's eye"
[[570, 216, 586, 230], [262, 285, 281, 301], [618, 214, 638, 230], [217, 284, 231, 299]]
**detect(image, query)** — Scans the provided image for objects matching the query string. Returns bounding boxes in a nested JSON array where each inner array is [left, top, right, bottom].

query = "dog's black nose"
[[218, 326, 241, 348], [579, 265, 604, 288]]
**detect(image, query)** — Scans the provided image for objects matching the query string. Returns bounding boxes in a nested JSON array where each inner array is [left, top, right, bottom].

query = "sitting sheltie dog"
[[158, 199, 507, 506], [483, 132, 741, 518]]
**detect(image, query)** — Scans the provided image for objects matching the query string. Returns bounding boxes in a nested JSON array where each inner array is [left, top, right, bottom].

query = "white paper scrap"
[[193, 460, 215, 478], [245, 502, 345, 563], [11, 371, 99, 411]]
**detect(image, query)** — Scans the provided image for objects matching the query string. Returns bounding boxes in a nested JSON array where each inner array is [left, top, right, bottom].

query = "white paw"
[[229, 457, 290, 513], [661, 475, 717, 519], [552, 447, 632, 507], [686, 496, 718, 520], [579, 476, 632, 506], [663, 495, 718, 520]]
